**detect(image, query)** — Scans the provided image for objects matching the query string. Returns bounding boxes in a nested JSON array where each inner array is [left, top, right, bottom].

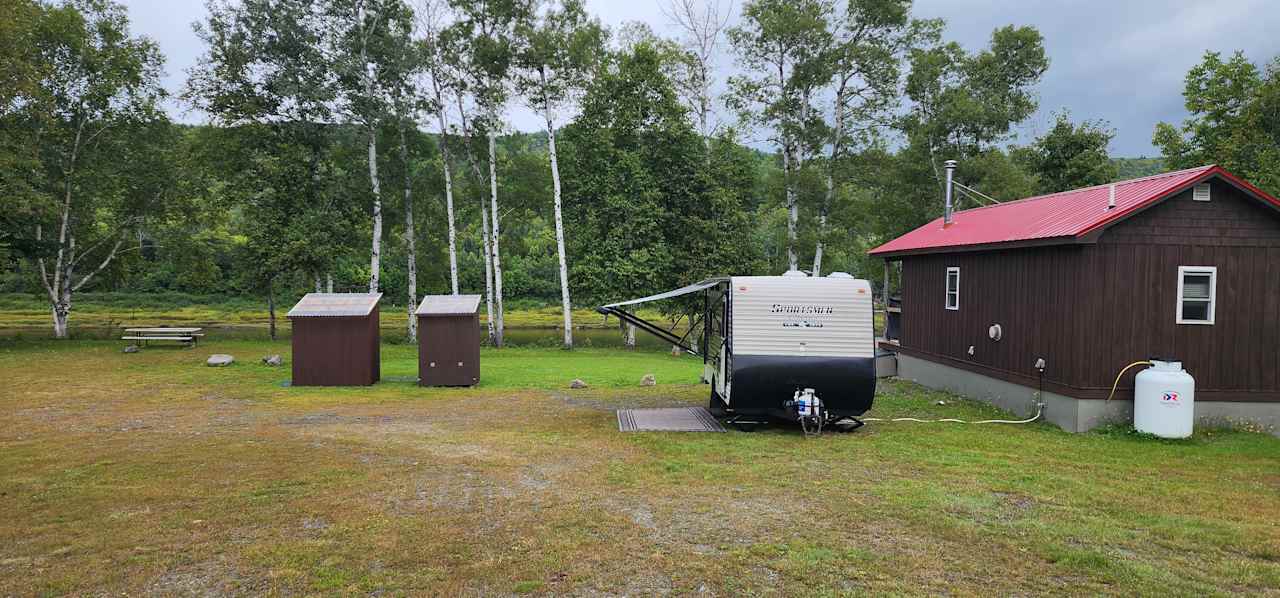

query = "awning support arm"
[[597, 306, 700, 356]]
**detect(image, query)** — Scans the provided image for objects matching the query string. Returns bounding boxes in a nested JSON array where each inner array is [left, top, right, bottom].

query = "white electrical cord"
[[860, 401, 1044, 425]]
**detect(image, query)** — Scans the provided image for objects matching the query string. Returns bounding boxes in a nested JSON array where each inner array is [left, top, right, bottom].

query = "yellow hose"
[[1107, 361, 1153, 402]]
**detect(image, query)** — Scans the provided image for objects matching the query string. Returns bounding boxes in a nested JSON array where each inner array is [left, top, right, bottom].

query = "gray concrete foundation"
[[894, 353, 1280, 436]]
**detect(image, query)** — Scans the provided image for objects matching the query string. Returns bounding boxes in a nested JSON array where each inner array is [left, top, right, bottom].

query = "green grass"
[[0, 338, 1277, 595]]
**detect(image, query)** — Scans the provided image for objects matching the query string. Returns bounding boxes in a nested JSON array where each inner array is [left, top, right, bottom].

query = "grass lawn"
[[1, 338, 1278, 595]]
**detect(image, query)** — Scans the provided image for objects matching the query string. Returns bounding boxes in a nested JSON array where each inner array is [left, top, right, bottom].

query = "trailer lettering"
[[770, 304, 835, 315]]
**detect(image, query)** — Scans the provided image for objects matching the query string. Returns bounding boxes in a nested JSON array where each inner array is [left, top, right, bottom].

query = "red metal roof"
[[869, 165, 1280, 257]]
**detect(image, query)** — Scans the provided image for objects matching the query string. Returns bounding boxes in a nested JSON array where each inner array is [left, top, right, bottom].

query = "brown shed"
[[871, 165, 1280, 434], [287, 293, 382, 386], [416, 294, 481, 387]]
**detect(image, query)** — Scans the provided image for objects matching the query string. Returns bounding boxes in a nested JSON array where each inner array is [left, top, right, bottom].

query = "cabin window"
[[945, 267, 960, 310], [1192, 183, 1211, 202], [1177, 266, 1216, 325]]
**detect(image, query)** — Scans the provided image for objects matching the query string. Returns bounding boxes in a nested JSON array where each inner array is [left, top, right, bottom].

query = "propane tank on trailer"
[[1134, 360, 1195, 438]]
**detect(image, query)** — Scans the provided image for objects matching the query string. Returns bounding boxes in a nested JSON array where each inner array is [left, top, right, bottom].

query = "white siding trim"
[[1176, 266, 1216, 325], [945, 267, 960, 311]]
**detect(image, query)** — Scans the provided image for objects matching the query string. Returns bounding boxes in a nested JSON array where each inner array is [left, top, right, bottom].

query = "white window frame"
[[945, 267, 960, 311], [1176, 266, 1216, 325]]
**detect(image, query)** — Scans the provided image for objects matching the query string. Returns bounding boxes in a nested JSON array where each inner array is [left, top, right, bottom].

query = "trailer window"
[[945, 267, 959, 310], [1177, 266, 1216, 325]]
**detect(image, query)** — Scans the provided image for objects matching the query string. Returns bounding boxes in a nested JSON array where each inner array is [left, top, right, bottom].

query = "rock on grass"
[[206, 354, 234, 367], [569, 379, 588, 389]]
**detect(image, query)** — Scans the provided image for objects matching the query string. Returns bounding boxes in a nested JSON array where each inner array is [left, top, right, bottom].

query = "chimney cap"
[[944, 159, 958, 168]]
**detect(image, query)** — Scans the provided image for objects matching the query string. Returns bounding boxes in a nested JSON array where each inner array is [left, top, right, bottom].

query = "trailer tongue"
[[598, 273, 877, 431]]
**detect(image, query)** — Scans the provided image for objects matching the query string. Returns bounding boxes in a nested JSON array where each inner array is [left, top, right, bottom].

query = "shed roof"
[[287, 293, 382, 318], [869, 165, 1280, 258], [415, 294, 482, 316]]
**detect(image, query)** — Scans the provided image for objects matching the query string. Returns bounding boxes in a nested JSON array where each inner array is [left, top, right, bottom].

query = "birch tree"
[[331, 0, 413, 293], [811, 0, 927, 275], [727, 0, 831, 272], [450, 92, 497, 343], [18, 0, 169, 338], [445, 0, 528, 347], [661, 0, 732, 142], [188, 0, 352, 332], [414, 0, 461, 294], [514, 0, 605, 349]]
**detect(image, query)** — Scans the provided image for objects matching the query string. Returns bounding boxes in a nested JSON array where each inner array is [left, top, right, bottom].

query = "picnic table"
[[121, 327, 204, 347]]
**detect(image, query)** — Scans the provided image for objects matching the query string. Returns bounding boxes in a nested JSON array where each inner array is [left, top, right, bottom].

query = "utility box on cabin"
[[416, 294, 481, 387], [287, 293, 382, 386]]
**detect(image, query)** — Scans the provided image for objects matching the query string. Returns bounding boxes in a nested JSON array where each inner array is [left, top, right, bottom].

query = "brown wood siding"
[[290, 308, 380, 386], [418, 312, 480, 386], [896, 178, 1280, 402]]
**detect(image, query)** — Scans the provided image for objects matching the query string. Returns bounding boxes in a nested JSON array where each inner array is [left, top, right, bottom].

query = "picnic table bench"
[[122, 327, 204, 347]]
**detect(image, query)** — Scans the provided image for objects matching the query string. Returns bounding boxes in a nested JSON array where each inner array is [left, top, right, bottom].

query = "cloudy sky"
[[120, 0, 1277, 157]]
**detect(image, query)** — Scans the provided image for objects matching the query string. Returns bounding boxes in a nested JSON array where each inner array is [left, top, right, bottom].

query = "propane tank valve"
[[789, 388, 825, 436]]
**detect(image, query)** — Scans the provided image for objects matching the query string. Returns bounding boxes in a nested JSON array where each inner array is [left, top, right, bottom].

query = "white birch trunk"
[[401, 126, 418, 344], [455, 94, 496, 344], [479, 201, 496, 344], [813, 84, 846, 278], [367, 126, 383, 293], [435, 106, 460, 295], [315, 275, 323, 292], [781, 139, 798, 272], [35, 119, 126, 339], [542, 95, 573, 349], [359, 3, 383, 294], [487, 130, 504, 348], [326, 273, 334, 293]]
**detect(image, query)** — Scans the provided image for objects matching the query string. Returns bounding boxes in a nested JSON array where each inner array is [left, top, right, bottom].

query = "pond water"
[[0, 324, 685, 350]]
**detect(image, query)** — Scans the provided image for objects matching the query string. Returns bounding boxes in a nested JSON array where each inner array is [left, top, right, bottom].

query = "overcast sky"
[[120, 0, 1277, 157]]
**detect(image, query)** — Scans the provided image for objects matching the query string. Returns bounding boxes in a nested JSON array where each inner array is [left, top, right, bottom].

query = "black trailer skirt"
[[728, 355, 876, 419]]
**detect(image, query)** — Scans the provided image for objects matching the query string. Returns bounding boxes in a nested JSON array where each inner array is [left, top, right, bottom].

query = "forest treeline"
[[2, 0, 1277, 343]]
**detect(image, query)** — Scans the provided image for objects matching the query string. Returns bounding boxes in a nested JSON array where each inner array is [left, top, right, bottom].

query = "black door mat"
[[617, 407, 726, 432]]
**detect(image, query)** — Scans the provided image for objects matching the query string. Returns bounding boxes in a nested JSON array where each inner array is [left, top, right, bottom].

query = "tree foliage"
[[1015, 111, 1116, 194], [1154, 51, 1280, 195]]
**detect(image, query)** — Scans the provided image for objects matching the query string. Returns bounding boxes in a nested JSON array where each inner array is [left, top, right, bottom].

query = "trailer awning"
[[600, 278, 725, 309], [597, 278, 725, 356]]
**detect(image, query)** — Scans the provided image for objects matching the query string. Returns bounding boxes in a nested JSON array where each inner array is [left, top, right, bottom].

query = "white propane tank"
[[1134, 360, 1195, 438]]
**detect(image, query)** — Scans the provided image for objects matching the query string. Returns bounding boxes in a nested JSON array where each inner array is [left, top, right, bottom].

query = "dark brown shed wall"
[[291, 307, 379, 386], [896, 179, 1280, 402], [418, 312, 480, 386]]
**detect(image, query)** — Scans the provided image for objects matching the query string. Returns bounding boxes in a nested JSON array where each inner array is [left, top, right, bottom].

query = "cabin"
[[287, 293, 382, 386], [871, 165, 1280, 435]]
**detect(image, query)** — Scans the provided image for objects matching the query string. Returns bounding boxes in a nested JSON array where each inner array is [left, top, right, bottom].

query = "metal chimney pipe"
[[1107, 183, 1117, 210], [943, 160, 957, 225]]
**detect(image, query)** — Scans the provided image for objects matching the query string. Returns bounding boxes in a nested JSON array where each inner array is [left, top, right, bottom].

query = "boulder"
[[206, 354, 235, 367], [262, 354, 283, 366], [670, 345, 682, 357], [640, 374, 656, 387], [569, 379, 588, 389], [122, 345, 140, 354]]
